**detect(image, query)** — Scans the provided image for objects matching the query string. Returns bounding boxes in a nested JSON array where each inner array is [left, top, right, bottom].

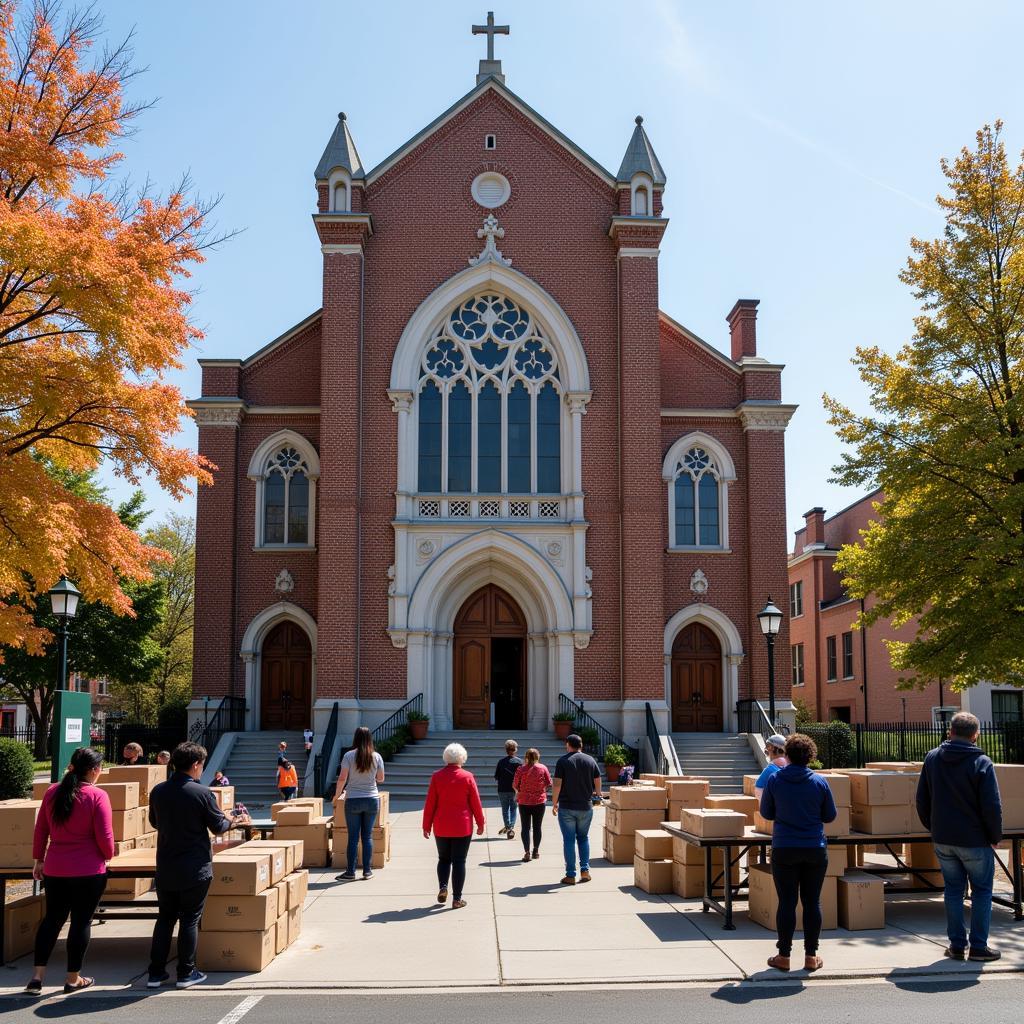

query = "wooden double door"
[[671, 622, 723, 732], [453, 584, 527, 730], [260, 622, 312, 731]]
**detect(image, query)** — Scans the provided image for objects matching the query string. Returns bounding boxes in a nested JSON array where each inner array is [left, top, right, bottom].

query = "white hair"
[[443, 743, 468, 766]]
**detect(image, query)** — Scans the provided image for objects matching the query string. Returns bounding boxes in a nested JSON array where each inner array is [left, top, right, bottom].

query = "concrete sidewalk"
[[2, 802, 1022, 993]]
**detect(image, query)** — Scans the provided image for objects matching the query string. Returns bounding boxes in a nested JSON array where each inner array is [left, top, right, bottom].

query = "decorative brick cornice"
[[736, 401, 798, 432], [312, 212, 373, 248], [187, 398, 245, 427], [608, 215, 669, 249]]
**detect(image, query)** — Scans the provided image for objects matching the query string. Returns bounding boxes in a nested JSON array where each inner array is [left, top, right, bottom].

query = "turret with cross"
[[472, 11, 509, 85]]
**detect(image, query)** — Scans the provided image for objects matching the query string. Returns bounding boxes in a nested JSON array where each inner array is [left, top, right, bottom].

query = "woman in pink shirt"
[[26, 747, 114, 995], [513, 748, 552, 861]]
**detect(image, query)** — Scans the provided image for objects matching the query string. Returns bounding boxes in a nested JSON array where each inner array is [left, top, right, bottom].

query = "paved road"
[[0, 977, 1018, 1024]]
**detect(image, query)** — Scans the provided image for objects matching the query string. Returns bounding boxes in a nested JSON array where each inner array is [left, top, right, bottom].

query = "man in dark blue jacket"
[[916, 712, 1002, 962]]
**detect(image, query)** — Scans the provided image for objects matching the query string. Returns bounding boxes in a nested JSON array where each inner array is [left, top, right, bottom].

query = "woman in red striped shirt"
[[513, 748, 552, 862]]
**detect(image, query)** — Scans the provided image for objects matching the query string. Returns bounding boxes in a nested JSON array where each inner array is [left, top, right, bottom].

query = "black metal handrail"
[[644, 702, 669, 775], [314, 701, 339, 798], [736, 698, 787, 741], [188, 696, 246, 755], [372, 693, 424, 749], [557, 693, 637, 764]]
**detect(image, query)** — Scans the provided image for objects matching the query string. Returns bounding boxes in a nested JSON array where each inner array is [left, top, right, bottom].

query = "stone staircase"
[[377, 730, 578, 802], [221, 731, 309, 809], [670, 733, 760, 793]]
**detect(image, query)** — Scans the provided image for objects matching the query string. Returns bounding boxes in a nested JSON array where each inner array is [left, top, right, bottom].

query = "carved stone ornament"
[[416, 539, 437, 563], [574, 633, 592, 650], [689, 568, 709, 597], [387, 564, 396, 597], [390, 631, 408, 650], [192, 405, 244, 427], [585, 565, 593, 598], [468, 213, 512, 267], [274, 569, 295, 594]]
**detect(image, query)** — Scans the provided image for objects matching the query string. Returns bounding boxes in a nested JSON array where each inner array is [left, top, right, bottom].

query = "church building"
[[189, 17, 796, 743]]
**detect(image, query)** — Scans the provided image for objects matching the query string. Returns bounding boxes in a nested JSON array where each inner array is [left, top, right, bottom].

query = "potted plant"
[[407, 710, 430, 741], [552, 710, 576, 740], [578, 726, 599, 752], [603, 743, 629, 783]]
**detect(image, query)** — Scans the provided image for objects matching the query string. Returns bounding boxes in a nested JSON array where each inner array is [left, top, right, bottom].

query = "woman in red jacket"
[[422, 743, 485, 909]]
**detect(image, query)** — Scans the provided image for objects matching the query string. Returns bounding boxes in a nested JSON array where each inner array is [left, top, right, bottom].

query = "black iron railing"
[[853, 720, 1024, 768], [736, 698, 788, 740], [557, 693, 637, 764], [105, 721, 187, 763], [372, 693, 424, 750], [644, 702, 669, 775], [187, 696, 246, 756], [314, 702, 339, 798]]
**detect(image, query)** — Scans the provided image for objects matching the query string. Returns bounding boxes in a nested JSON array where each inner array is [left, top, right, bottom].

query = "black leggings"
[[435, 835, 472, 900], [34, 873, 107, 973], [771, 846, 830, 956], [519, 804, 545, 853]]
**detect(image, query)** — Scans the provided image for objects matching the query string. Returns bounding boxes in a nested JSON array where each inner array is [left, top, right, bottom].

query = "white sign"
[[65, 718, 82, 744]]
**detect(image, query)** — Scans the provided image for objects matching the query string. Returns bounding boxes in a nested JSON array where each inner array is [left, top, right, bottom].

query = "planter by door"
[[553, 719, 574, 740], [409, 720, 429, 741], [607, 765, 622, 783]]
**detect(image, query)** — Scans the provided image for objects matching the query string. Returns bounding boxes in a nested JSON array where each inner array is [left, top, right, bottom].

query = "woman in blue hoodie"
[[759, 733, 837, 972]]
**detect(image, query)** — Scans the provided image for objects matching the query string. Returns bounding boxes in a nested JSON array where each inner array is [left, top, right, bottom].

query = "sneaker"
[[561, 875, 576, 885], [175, 970, 207, 990], [507, 829, 515, 840], [362, 870, 373, 880], [498, 826, 508, 835], [579, 870, 592, 883], [146, 971, 170, 989], [968, 946, 1001, 962], [336, 871, 357, 881], [944, 946, 966, 961]]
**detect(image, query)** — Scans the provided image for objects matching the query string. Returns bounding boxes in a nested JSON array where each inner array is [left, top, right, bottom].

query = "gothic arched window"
[[416, 293, 562, 497], [663, 436, 734, 550], [247, 432, 320, 549]]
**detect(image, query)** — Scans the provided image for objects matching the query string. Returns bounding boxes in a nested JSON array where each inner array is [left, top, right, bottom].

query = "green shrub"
[[552, 711, 576, 722], [407, 710, 429, 723], [0, 739, 34, 799], [603, 743, 629, 768], [793, 696, 814, 729], [378, 739, 395, 762], [578, 726, 599, 750], [800, 721, 855, 769]]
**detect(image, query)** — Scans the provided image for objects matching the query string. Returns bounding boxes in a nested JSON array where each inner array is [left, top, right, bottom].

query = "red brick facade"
[[189, 77, 794, 736]]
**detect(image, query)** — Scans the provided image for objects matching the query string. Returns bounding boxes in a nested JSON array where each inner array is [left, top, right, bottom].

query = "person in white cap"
[[755, 734, 789, 800]]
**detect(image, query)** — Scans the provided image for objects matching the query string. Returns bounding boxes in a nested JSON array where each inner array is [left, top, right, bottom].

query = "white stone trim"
[[321, 243, 364, 255], [661, 407, 738, 418], [328, 169, 351, 212], [617, 247, 661, 258], [662, 431, 735, 552], [188, 399, 245, 427], [664, 603, 745, 733], [736, 402, 798, 431], [630, 173, 653, 216], [247, 406, 321, 416], [239, 602, 318, 732], [247, 430, 321, 550]]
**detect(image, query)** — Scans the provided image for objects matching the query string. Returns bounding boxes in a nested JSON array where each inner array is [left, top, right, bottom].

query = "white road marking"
[[215, 994, 263, 1024]]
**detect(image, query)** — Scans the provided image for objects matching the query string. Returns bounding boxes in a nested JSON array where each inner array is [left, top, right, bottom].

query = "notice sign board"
[[51, 690, 92, 782]]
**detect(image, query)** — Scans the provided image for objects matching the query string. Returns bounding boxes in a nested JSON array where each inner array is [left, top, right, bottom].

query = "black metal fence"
[[644, 702, 668, 775], [736, 699, 787, 739], [558, 694, 637, 764], [104, 721, 187, 764], [371, 693, 423, 751], [187, 696, 246, 756], [314, 702, 339, 798]]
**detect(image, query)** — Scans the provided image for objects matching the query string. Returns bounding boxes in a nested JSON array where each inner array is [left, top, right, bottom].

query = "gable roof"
[[365, 76, 616, 188], [658, 310, 739, 375]]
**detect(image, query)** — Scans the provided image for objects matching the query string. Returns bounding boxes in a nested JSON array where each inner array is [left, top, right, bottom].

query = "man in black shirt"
[[494, 740, 524, 839], [552, 734, 602, 885], [146, 742, 249, 989]]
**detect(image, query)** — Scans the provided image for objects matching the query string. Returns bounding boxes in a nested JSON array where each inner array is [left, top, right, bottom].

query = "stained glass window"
[[672, 446, 722, 548]]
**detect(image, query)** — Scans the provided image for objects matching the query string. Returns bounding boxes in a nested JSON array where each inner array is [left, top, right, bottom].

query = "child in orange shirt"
[[277, 760, 298, 801]]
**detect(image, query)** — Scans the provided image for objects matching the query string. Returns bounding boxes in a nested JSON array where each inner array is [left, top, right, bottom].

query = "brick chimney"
[[727, 299, 759, 361], [803, 507, 826, 549]]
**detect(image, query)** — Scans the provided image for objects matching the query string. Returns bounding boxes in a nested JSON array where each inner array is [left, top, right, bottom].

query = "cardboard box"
[[850, 804, 914, 835], [609, 786, 668, 810], [203, 889, 280, 931], [210, 853, 271, 895], [103, 877, 152, 900], [847, 844, 865, 868], [331, 825, 391, 871], [334, 790, 390, 824], [3, 894, 44, 961], [838, 871, 885, 929], [198, 928, 276, 972], [671, 859, 740, 898], [994, 763, 1024, 795], [634, 829, 673, 860], [743, 774, 761, 797], [910, 868, 944, 890], [32, 781, 53, 800], [605, 807, 669, 834], [824, 807, 851, 837], [666, 780, 710, 804], [602, 829, 635, 863], [638, 774, 667, 786], [275, 914, 288, 953], [845, 771, 918, 806], [111, 806, 145, 842], [633, 856, 674, 894], [0, 844, 36, 868], [134, 831, 157, 850], [114, 839, 136, 856], [271, 798, 323, 821], [225, 846, 287, 884], [906, 842, 940, 870], [752, 811, 773, 835], [0, 800, 40, 839], [285, 868, 309, 909], [212, 786, 236, 811], [99, 765, 165, 804], [275, 806, 316, 827], [680, 808, 747, 838], [287, 903, 302, 945], [864, 762, 922, 772], [98, 782, 140, 810], [824, 844, 846, 878], [814, 772, 853, 807], [240, 840, 301, 875], [672, 836, 726, 866], [704, 794, 759, 823], [1001, 797, 1024, 830], [747, 864, 838, 931]]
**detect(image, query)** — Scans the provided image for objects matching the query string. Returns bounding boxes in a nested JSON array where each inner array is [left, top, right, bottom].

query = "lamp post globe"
[[757, 597, 784, 727], [47, 577, 81, 693]]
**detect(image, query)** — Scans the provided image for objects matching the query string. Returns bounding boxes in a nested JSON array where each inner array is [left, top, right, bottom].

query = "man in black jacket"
[[916, 712, 1003, 962], [146, 742, 249, 989]]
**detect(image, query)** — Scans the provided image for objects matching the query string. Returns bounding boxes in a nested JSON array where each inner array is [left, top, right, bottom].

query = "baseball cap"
[[767, 734, 787, 749]]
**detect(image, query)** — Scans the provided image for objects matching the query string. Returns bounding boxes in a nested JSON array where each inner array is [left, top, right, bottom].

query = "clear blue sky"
[[93, 0, 1024, 543]]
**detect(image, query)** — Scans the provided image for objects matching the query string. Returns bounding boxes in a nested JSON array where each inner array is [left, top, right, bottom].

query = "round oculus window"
[[471, 171, 511, 209]]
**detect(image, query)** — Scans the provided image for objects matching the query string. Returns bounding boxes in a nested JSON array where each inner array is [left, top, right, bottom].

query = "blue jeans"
[[344, 796, 379, 873], [934, 844, 995, 951], [499, 792, 518, 830], [557, 807, 593, 877]]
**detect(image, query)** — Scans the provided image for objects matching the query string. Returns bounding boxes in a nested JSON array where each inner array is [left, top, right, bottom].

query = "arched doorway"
[[671, 623, 723, 732], [453, 584, 526, 730], [260, 622, 312, 731]]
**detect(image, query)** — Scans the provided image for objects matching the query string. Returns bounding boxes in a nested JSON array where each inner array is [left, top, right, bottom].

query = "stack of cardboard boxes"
[[632, 829, 674, 893], [198, 843, 310, 972], [331, 792, 392, 870], [268, 798, 332, 867], [846, 771, 921, 835], [603, 786, 668, 864], [0, 799, 42, 868]]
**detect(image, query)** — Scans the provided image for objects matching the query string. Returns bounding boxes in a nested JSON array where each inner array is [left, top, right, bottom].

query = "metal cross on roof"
[[472, 11, 509, 62]]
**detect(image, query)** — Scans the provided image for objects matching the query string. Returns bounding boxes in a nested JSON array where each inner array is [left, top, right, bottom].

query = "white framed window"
[[662, 432, 735, 550], [328, 169, 351, 212], [416, 292, 562, 497], [789, 580, 803, 618], [791, 643, 804, 686], [247, 431, 320, 549], [631, 173, 653, 216], [485, 134, 497, 150]]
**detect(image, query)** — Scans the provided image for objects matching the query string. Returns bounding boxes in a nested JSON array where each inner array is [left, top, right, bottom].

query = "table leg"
[[723, 844, 735, 930], [703, 853, 711, 913], [1013, 838, 1023, 921], [0, 877, 6, 967]]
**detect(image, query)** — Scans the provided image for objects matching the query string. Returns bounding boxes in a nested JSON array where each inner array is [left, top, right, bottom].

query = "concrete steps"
[[671, 733, 760, 793], [222, 731, 309, 808]]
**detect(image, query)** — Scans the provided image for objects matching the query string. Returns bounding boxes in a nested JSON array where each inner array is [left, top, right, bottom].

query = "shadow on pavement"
[[710, 981, 806, 1003], [887, 971, 983, 991], [0, 992, 152, 1016], [499, 883, 567, 898], [362, 904, 449, 924]]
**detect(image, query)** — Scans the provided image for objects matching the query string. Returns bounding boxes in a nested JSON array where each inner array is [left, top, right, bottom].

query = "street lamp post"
[[48, 577, 82, 693], [757, 597, 784, 727]]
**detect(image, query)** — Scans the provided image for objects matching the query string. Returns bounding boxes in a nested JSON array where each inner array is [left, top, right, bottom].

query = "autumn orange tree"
[[0, 1, 217, 656]]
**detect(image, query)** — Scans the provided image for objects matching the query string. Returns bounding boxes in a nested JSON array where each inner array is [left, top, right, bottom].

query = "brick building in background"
[[188, 25, 796, 742], [788, 492, 1016, 725]]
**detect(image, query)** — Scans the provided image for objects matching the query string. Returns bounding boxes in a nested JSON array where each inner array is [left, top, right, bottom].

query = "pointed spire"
[[314, 112, 365, 181], [616, 115, 666, 186]]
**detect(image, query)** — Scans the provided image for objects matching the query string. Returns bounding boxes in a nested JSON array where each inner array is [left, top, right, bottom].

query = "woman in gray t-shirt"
[[336, 727, 385, 880]]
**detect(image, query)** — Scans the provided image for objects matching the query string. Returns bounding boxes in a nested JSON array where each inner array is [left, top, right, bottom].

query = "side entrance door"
[[671, 623, 723, 732], [453, 636, 491, 730], [260, 622, 312, 731]]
